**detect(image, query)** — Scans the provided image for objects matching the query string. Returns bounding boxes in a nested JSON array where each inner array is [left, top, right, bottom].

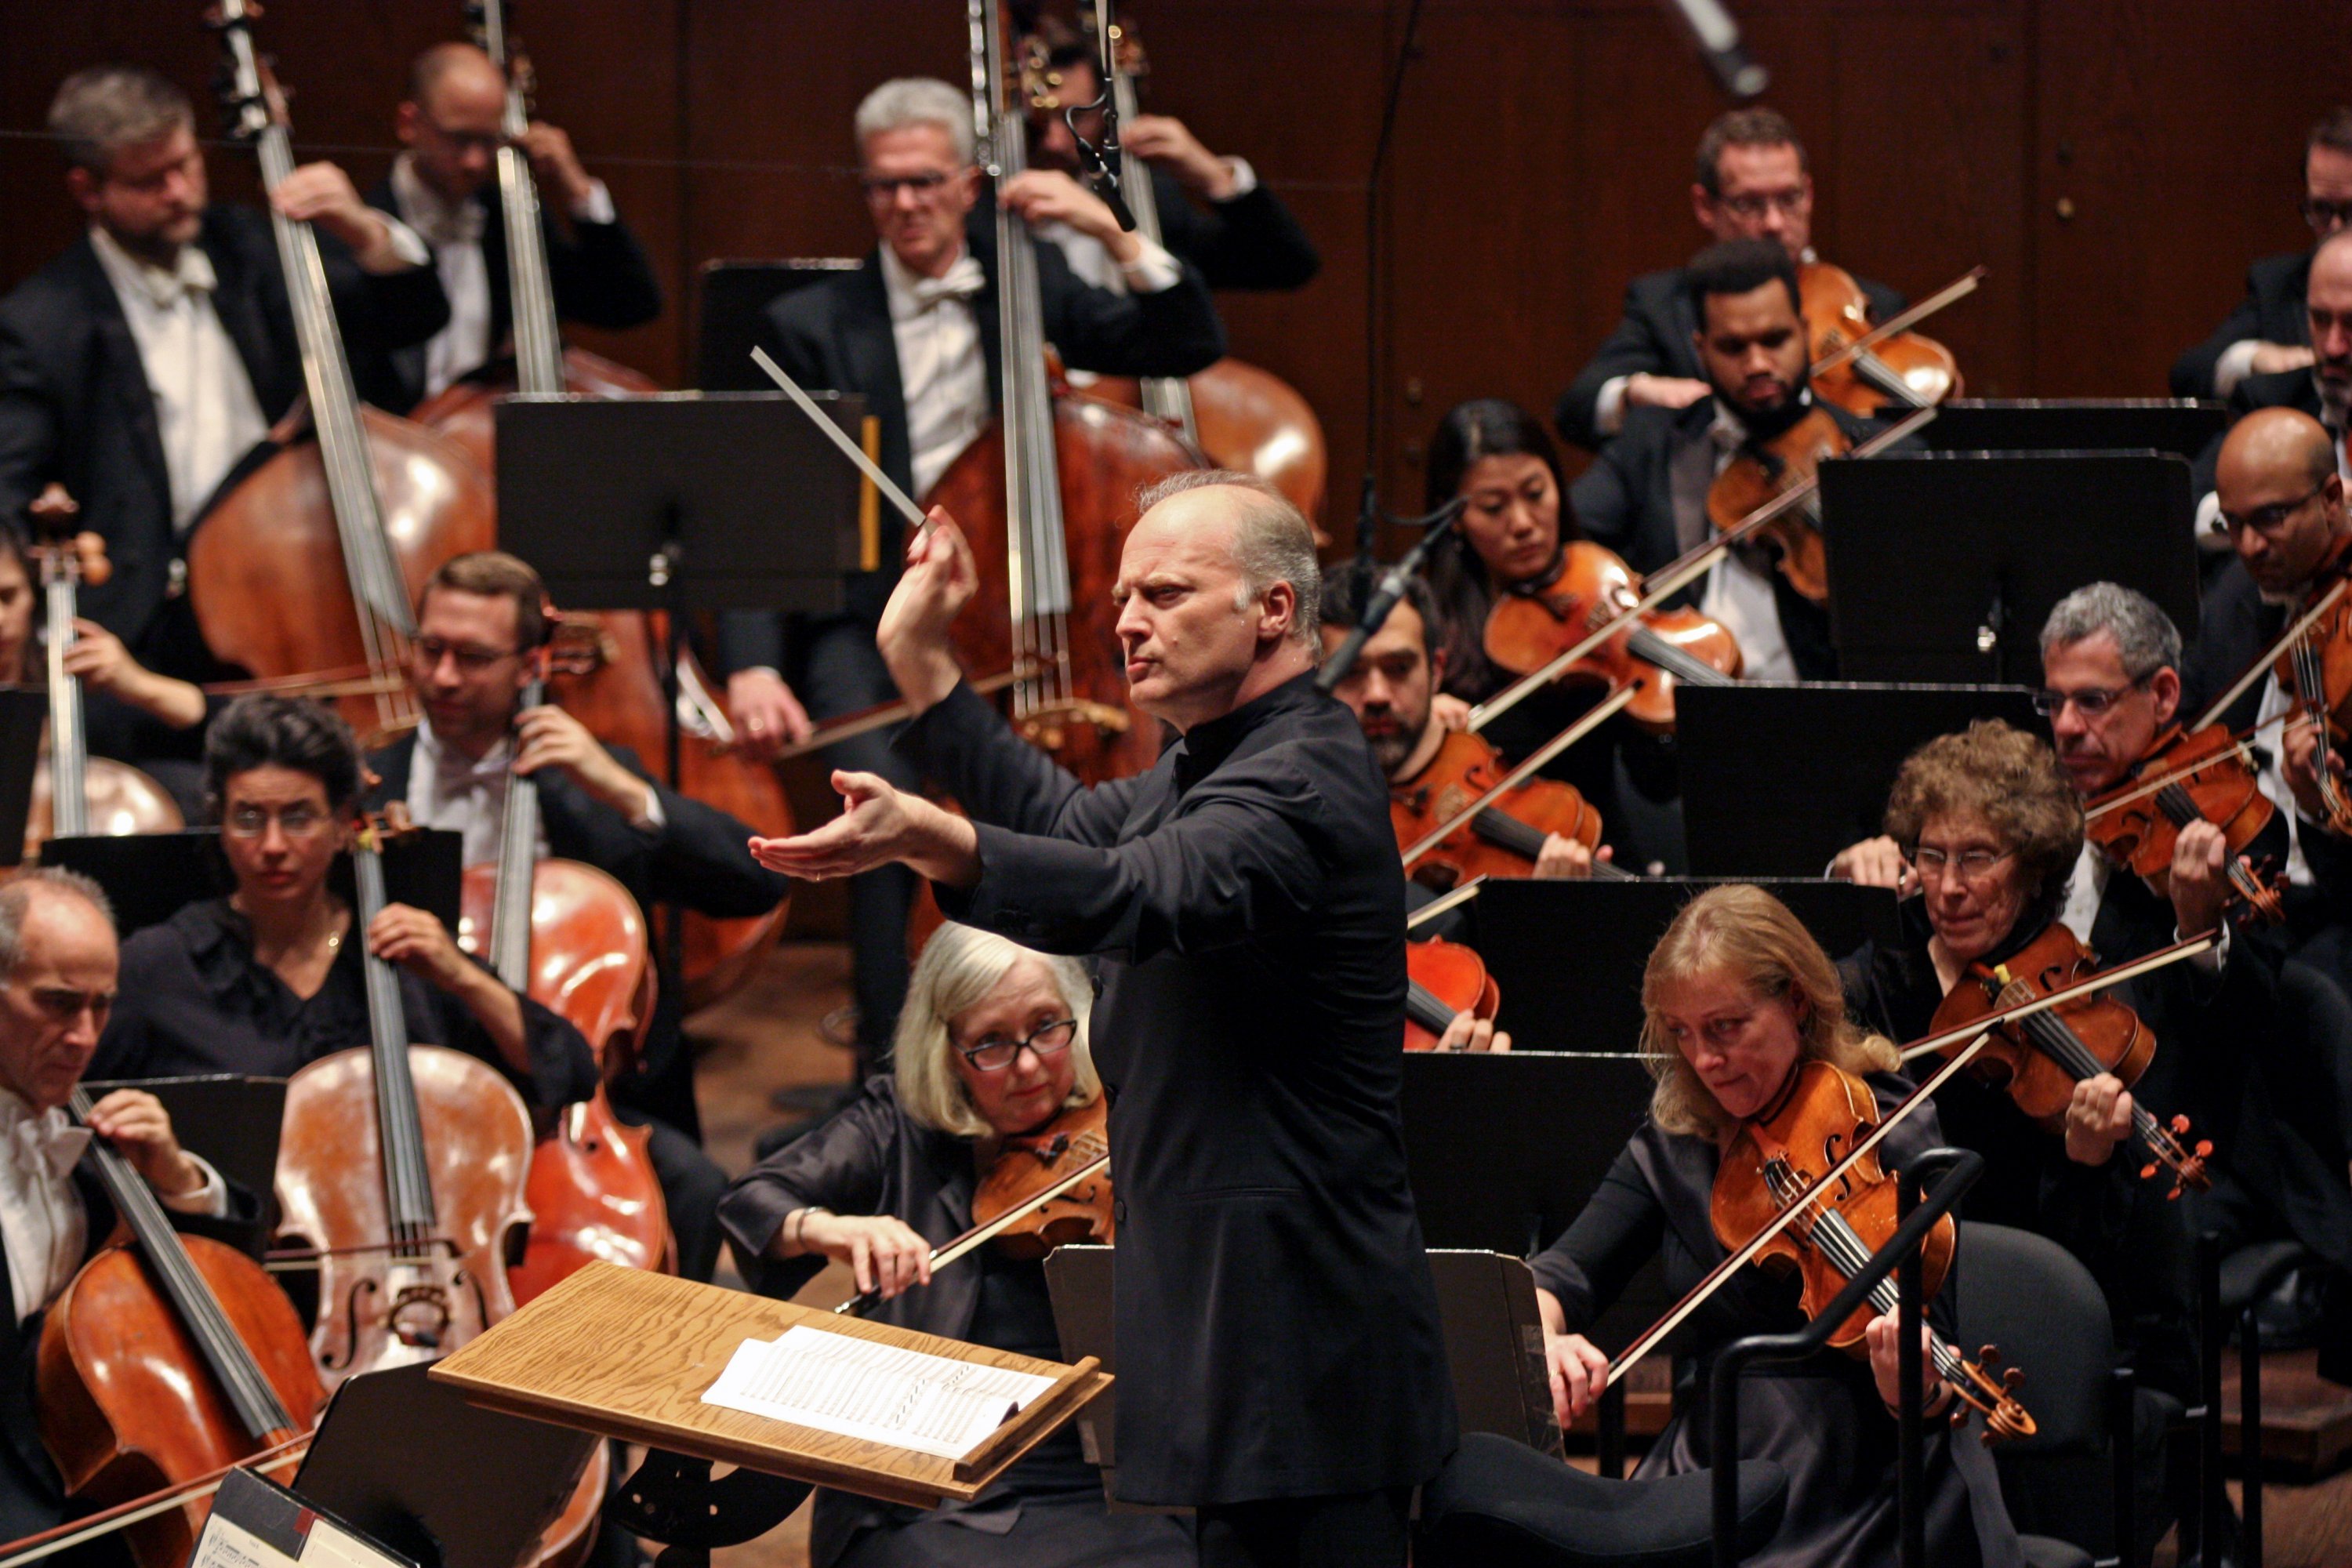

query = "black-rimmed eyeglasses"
[[956, 1018, 1077, 1073]]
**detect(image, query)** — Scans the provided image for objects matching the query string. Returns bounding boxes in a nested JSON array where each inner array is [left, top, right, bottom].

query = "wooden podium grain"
[[427, 1261, 1110, 1509]]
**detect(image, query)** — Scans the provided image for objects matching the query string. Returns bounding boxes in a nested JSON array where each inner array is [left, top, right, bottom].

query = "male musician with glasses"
[[0, 66, 445, 779], [0, 869, 249, 1550], [360, 42, 662, 413], [1554, 107, 1907, 452], [2172, 107, 2352, 402], [354, 551, 786, 1284], [715, 76, 1222, 1080]]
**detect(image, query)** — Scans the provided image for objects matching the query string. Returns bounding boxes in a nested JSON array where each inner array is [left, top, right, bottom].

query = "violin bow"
[[1468, 406, 1937, 733], [833, 1151, 1112, 1319], [1809, 267, 1987, 379], [1602, 1031, 1994, 1389], [1406, 877, 1488, 931], [1892, 929, 2217, 1064], [1398, 685, 1638, 867], [0, 1434, 313, 1568], [2190, 574, 2350, 733]]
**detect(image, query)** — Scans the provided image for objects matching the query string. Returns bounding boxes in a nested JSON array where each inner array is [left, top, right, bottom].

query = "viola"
[[1704, 404, 1851, 604], [1479, 540, 1742, 732], [1799, 262, 1962, 417], [971, 1094, 1115, 1257], [19, 486, 183, 858], [1389, 728, 1631, 891], [1403, 937, 1500, 1051], [2267, 537, 2352, 836], [457, 659, 670, 1304], [185, 2, 494, 744], [933, 0, 1204, 784], [37, 1088, 326, 1568], [272, 806, 605, 1566], [1927, 920, 2212, 1196], [1710, 1060, 2034, 1440], [2082, 722, 2284, 925]]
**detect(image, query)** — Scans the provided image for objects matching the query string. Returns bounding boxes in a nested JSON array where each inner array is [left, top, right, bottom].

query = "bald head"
[[398, 44, 507, 204], [408, 43, 503, 114], [2216, 408, 2347, 597]]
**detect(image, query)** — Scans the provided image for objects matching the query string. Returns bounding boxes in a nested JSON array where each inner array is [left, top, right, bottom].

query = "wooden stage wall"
[[4, 0, 2347, 532]]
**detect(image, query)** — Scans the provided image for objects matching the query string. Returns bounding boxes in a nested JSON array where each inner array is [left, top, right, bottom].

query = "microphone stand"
[[1315, 496, 1465, 694]]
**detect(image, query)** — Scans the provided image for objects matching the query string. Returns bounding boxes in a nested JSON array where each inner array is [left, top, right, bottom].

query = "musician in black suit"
[[717, 76, 1223, 1075], [0, 66, 446, 772], [361, 43, 663, 414], [1569, 238, 1893, 684], [2190, 228, 2352, 536], [750, 471, 1456, 1568], [358, 552, 789, 1283], [1555, 107, 1904, 452], [1025, 24, 1319, 293], [2170, 109, 2352, 401], [0, 869, 255, 1548]]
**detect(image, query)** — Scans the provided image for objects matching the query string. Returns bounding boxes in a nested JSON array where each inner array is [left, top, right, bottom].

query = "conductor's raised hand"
[[748, 770, 978, 887], [877, 507, 977, 715]]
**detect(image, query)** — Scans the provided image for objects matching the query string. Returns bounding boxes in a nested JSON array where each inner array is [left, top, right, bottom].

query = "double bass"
[[185, 0, 494, 742], [928, 0, 1206, 781], [38, 1088, 325, 1568]]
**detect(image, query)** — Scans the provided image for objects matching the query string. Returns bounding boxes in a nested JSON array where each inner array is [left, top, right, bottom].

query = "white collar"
[[414, 715, 512, 782], [391, 154, 485, 247], [878, 241, 984, 323], [90, 224, 216, 310]]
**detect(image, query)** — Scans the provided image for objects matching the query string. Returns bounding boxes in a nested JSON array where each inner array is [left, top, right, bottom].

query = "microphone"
[[1315, 497, 1467, 695], [1066, 97, 1137, 232], [1659, 0, 1769, 99]]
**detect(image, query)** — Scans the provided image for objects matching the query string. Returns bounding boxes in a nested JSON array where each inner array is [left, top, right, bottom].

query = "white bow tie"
[[6, 1108, 91, 1182], [909, 256, 985, 310], [129, 246, 219, 310]]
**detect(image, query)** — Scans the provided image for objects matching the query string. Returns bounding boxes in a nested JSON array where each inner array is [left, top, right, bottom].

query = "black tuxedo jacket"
[[360, 176, 663, 414], [1555, 263, 1904, 451], [0, 206, 448, 658], [2171, 250, 2311, 401], [1146, 169, 1319, 292], [716, 219, 1225, 671], [1, 1163, 262, 1544]]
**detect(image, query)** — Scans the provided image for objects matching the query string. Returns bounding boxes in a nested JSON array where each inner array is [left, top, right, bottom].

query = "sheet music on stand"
[[702, 1324, 1056, 1461], [190, 1468, 416, 1568]]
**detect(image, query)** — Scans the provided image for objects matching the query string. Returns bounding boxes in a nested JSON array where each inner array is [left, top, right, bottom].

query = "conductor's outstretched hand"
[[750, 769, 979, 887]]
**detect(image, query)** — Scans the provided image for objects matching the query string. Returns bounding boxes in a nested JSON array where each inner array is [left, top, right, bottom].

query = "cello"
[[273, 808, 604, 1564], [927, 0, 1206, 782], [19, 487, 183, 858], [419, 0, 793, 1002], [185, 0, 495, 744], [458, 659, 670, 1301], [37, 1088, 325, 1568]]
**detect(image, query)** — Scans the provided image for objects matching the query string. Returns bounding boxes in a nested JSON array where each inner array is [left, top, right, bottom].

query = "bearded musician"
[[1555, 107, 1904, 452]]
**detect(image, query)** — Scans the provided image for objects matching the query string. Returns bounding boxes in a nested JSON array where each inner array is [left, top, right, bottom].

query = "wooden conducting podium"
[[428, 1262, 1110, 1511]]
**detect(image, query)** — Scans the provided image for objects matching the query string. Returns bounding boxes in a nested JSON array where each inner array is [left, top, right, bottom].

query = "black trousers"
[[1194, 1486, 1413, 1568]]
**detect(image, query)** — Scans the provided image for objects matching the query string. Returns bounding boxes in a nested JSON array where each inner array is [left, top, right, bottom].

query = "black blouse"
[[90, 898, 596, 1112]]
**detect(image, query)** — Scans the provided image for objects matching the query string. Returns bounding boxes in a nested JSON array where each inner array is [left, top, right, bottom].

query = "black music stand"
[[1920, 400, 2229, 460], [1675, 683, 2042, 875], [0, 689, 45, 868], [1474, 877, 1903, 1050], [1820, 450, 2201, 682], [694, 260, 861, 391], [42, 828, 463, 935], [294, 1362, 600, 1568]]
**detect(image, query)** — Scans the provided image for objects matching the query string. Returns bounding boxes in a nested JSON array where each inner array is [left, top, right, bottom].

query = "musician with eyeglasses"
[[1553, 107, 1906, 452], [87, 693, 596, 1115]]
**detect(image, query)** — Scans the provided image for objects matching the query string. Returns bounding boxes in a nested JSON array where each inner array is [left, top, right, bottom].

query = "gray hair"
[[1134, 470, 1323, 646], [894, 923, 1099, 1139], [0, 869, 115, 982], [853, 78, 975, 166], [49, 66, 193, 176], [2038, 581, 2182, 678]]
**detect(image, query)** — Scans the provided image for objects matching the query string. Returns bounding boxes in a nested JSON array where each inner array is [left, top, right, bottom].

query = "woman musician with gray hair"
[[716, 922, 1189, 1568]]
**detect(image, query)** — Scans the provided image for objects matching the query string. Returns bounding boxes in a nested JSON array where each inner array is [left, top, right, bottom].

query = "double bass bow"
[[186, 0, 494, 743]]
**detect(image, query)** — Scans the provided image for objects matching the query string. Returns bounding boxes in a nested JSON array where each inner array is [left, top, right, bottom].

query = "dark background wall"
[[5, 0, 2347, 533]]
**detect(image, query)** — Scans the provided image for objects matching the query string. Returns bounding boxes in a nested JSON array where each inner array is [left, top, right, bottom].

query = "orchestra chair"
[[1413, 1432, 1787, 1568]]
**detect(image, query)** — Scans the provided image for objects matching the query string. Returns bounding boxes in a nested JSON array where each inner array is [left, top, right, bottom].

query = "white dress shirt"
[[405, 717, 658, 869], [1037, 160, 1246, 294], [1691, 405, 1799, 682], [390, 154, 617, 400], [879, 243, 994, 501], [89, 227, 270, 533], [2, 1087, 226, 1325]]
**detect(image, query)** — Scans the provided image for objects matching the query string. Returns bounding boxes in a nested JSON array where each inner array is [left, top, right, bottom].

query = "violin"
[[2082, 722, 2284, 925], [38, 1088, 326, 1568], [272, 807, 604, 1566], [1479, 540, 1742, 732], [185, 2, 495, 744], [1704, 405, 1851, 604], [457, 659, 670, 1303], [2268, 538, 2352, 836], [1799, 263, 1962, 417], [20, 486, 183, 858], [1710, 1060, 2034, 1440], [1403, 938, 1499, 1051], [1927, 920, 2212, 1196], [1390, 728, 1631, 890]]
